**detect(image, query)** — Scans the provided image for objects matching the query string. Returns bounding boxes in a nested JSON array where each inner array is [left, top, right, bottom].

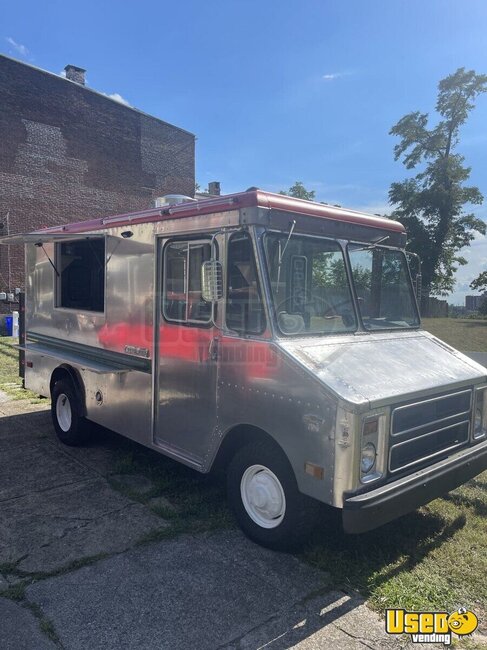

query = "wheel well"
[[50, 365, 86, 415], [211, 424, 289, 474]]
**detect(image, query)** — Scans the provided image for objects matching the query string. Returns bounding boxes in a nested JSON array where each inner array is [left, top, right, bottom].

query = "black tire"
[[51, 378, 91, 446], [227, 439, 320, 551]]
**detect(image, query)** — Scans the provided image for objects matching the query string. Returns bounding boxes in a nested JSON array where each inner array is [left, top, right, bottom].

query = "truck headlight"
[[474, 387, 487, 439], [360, 414, 386, 483], [475, 408, 482, 433], [361, 442, 376, 473]]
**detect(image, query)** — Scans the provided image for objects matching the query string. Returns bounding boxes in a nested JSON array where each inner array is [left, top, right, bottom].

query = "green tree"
[[471, 271, 487, 292], [280, 181, 315, 201], [313, 254, 372, 290], [389, 68, 487, 311]]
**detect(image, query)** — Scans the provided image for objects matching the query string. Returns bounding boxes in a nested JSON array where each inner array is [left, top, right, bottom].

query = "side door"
[[155, 236, 218, 466], [217, 231, 272, 430]]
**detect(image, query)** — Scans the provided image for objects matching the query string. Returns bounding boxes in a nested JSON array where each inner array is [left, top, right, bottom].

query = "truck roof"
[[28, 189, 406, 236]]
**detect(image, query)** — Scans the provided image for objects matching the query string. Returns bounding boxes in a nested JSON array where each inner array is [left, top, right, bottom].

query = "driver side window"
[[163, 240, 212, 325], [226, 233, 266, 335]]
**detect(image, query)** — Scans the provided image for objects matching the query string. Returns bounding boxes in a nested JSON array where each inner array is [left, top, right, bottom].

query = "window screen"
[[57, 239, 105, 312], [163, 240, 212, 324]]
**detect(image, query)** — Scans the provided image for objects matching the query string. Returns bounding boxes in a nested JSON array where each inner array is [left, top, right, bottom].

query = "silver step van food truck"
[[2, 190, 487, 550]]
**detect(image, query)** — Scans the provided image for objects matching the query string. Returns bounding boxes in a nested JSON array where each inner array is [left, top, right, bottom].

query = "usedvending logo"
[[385, 607, 478, 645]]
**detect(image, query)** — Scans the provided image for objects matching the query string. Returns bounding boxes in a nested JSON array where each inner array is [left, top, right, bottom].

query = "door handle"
[[209, 336, 219, 362]]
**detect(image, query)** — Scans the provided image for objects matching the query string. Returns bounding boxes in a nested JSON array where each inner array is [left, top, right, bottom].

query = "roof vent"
[[154, 195, 196, 208]]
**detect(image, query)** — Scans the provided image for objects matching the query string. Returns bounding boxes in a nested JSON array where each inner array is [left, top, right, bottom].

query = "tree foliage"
[[471, 271, 487, 292], [312, 253, 372, 290], [280, 181, 315, 201], [389, 68, 487, 304]]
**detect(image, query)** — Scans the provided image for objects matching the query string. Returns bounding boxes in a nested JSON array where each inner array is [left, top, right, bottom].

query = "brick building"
[[0, 54, 195, 301]]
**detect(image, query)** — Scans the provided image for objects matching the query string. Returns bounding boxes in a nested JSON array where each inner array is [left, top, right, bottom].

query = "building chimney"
[[64, 64, 86, 86], [208, 181, 221, 196]]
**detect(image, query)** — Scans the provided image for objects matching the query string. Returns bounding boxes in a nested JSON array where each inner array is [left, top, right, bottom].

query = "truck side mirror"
[[201, 260, 223, 302], [406, 252, 422, 301]]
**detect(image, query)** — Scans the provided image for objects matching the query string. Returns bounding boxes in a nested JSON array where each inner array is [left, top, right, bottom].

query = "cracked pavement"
[[0, 399, 427, 649]]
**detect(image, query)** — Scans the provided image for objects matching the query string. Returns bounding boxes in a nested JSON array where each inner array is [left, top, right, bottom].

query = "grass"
[[302, 475, 487, 625], [422, 318, 487, 352], [0, 582, 26, 601], [26, 602, 61, 645], [0, 552, 114, 596], [0, 582, 60, 645], [38, 616, 59, 644], [0, 337, 45, 402], [109, 442, 234, 533]]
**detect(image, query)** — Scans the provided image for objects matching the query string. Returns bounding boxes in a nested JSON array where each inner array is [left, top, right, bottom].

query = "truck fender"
[[49, 365, 87, 417]]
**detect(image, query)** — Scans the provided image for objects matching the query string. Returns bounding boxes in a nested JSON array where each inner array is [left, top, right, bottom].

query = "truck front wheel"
[[227, 439, 320, 551], [51, 379, 91, 446]]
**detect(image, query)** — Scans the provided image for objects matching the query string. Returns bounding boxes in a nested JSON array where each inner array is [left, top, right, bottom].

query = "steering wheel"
[[275, 292, 354, 333]]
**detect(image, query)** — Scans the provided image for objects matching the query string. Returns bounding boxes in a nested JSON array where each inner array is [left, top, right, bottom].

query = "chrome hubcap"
[[56, 393, 72, 432], [240, 465, 286, 529]]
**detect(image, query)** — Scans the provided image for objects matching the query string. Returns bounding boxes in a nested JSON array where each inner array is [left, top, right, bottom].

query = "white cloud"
[[6, 37, 29, 58], [322, 71, 352, 81], [104, 92, 131, 107], [57, 71, 130, 106]]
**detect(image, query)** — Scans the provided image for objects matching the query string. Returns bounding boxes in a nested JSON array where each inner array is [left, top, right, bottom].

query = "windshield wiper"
[[352, 235, 390, 252], [371, 235, 390, 246]]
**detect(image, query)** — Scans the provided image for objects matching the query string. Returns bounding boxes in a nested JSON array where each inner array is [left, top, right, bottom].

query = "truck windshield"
[[264, 233, 357, 335], [348, 244, 419, 330]]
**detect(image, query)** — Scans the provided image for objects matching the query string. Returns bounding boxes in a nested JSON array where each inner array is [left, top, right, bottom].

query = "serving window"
[[56, 238, 105, 312]]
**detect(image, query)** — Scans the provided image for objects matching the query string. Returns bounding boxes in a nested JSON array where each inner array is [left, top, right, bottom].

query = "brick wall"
[[0, 55, 195, 302]]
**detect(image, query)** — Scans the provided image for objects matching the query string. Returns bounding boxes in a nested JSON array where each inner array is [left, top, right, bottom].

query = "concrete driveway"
[[0, 397, 418, 649]]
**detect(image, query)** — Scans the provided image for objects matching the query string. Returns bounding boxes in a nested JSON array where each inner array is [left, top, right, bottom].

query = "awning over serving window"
[[0, 233, 105, 245]]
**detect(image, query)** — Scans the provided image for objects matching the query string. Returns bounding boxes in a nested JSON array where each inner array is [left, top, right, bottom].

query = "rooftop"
[[33, 190, 405, 235]]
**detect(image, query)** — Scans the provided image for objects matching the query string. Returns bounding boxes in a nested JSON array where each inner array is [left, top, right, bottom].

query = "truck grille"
[[389, 390, 472, 473]]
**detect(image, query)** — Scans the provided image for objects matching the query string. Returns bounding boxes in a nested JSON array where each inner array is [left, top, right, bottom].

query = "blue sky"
[[2, 0, 487, 304]]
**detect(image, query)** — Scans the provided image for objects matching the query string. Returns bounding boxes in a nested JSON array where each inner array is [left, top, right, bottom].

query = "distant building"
[[0, 54, 195, 302], [465, 293, 487, 312]]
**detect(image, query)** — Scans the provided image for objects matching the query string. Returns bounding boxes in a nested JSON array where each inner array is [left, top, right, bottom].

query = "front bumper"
[[342, 439, 487, 533]]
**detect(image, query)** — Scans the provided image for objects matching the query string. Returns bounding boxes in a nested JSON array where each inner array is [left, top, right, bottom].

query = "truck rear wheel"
[[227, 439, 320, 551], [51, 379, 90, 446]]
